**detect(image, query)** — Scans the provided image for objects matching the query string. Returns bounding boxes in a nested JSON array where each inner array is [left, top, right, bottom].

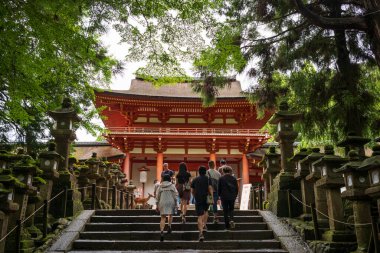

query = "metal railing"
[[108, 127, 269, 137]]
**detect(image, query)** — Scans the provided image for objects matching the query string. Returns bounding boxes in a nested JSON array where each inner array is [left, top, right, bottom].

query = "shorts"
[[195, 200, 209, 216]]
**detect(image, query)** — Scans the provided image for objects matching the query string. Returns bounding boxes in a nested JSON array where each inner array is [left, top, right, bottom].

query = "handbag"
[[207, 194, 213, 205]]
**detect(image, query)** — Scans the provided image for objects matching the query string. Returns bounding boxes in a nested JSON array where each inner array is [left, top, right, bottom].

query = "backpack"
[[207, 171, 219, 192]]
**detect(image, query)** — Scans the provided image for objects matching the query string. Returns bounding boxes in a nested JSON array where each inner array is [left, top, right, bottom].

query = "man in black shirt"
[[218, 166, 238, 230], [191, 165, 213, 242]]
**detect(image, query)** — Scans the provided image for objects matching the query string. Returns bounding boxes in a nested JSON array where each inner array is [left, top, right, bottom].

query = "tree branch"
[[292, 0, 368, 31]]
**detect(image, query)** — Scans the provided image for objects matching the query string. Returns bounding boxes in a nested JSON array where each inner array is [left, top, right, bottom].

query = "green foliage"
[[192, 0, 380, 144]]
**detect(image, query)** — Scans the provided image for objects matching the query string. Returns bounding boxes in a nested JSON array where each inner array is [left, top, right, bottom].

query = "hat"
[[220, 159, 226, 164]]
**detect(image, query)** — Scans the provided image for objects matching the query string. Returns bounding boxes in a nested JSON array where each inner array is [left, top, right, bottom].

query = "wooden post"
[[371, 216, 379, 253], [126, 192, 130, 209], [258, 186, 263, 210], [63, 186, 68, 217], [16, 220, 21, 253], [43, 200, 48, 238], [311, 203, 320, 240], [287, 189, 292, 217], [91, 183, 96, 210], [120, 191, 124, 209], [112, 185, 116, 209], [253, 189, 257, 209]]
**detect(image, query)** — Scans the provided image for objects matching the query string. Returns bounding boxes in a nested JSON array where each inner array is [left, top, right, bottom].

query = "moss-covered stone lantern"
[[313, 145, 354, 242], [267, 101, 302, 217], [291, 148, 311, 220], [357, 145, 380, 213], [86, 152, 101, 182], [335, 150, 371, 253], [262, 146, 281, 189], [76, 163, 90, 202], [0, 177, 19, 253], [126, 180, 136, 209], [48, 97, 83, 217], [38, 142, 62, 181]]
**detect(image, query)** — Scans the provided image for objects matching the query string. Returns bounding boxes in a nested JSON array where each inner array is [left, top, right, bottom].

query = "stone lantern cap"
[[302, 148, 324, 181], [268, 101, 302, 125], [48, 97, 81, 122], [314, 146, 348, 188], [38, 142, 64, 160], [357, 145, 380, 172], [334, 151, 362, 174], [337, 134, 370, 148], [126, 180, 136, 192], [290, 148, 310, 162], [0, 150, 17, 163]]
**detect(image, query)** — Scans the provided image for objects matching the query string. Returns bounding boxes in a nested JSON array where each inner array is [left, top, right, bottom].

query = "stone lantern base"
[[268, 171, 302, 217], [51, 173, 83, 218]]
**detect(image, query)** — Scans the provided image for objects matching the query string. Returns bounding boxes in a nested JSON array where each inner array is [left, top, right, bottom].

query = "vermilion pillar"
[[242, 153, 249, 185], [209, 152, 216, 164], [156, 152, 163, 181], [123, 152, 130, 180]]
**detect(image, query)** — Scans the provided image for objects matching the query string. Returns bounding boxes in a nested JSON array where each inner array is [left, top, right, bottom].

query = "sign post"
[[240, 184, 252, 210]]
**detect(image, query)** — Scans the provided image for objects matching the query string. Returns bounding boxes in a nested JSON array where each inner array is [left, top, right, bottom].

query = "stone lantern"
[[97, 158, 109, 206], [301, 148, 328, 225], [5, 155, 38, 252], [291, 148, 311, 220], [313, 145, 354, 242], [48, 97, 82, 217], [267, 101, 302, 217], [261, 147, 281, 193], [357, 145, 380, 213], [335, 151, 371, 253], [86, 153, 101, 183], [126, 180, 137, 209], [76, 164, 90, 202], [0, 176, 19, 253]]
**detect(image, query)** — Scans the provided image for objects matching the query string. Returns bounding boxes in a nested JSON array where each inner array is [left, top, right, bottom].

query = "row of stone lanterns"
[[262, 101, 380, 253]]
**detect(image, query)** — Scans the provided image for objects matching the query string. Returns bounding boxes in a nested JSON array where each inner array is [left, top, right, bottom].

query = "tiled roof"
[[72, 145, 125, 161], [99, 79, 245, 98]]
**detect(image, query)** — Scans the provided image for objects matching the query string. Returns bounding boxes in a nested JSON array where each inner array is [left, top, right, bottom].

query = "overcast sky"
[[75, 27, 253, 142]]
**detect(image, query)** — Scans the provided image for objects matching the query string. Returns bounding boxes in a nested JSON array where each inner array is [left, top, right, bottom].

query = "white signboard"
[[240, 184, 252, 210]]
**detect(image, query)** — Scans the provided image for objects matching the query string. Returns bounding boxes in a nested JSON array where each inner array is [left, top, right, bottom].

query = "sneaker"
[[203, 225, 208, 232], [167, 226, 172, 234], [213, 217, 219, 224], [199, 233, 204, 242], [160, 232, 164, 242], [230, 221, 235, 229]]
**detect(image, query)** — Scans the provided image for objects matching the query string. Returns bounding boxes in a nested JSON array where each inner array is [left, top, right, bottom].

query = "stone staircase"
[[68, 209, 287, 252]]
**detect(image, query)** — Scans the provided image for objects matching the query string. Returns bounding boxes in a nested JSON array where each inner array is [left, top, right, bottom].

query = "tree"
[[0, 0, 218, 150], [192, 0, 380, 143], [293, 0, 380, 67]]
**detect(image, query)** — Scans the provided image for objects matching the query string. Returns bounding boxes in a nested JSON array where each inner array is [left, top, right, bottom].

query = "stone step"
[[85, 222, 268, 231], [73, 239, 282, 251], [80, 230, 275, 240], [94, 209, 259, 216], [70, 250, 288, 253], [90, 215, 263, 223]]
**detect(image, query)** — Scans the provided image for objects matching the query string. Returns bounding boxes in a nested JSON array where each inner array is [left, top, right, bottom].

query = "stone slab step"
[[85, 222, 268, 231], [90, 215, 263, 223], [80, 230, 274, 240], [69, 249, 287, 253], [73, 239, 282, 250], [94, 210, 259, 216]]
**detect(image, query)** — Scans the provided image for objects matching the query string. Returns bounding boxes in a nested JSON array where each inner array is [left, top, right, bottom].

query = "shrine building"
[[94, 79, 272, 197]]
